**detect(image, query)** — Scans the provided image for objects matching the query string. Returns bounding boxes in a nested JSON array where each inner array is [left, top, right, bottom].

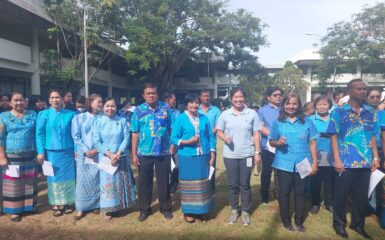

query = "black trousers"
[[138, 156, 171, 213], [224, 157, 253, 212], [260, 150, 279, 202], [311, 166, 334, 207], [277, 169, 308, 226], [333, 168, 371, 228]]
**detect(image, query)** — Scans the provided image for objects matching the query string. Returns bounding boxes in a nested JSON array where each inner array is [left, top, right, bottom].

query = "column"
[[31, 27, 40, 95], [108, 63, 112, 97]]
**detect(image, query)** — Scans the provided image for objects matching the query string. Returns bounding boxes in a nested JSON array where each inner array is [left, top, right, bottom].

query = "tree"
[[122, 0, 267, 90], [274, 61, 308, 95], [41, 0, 126, 91]]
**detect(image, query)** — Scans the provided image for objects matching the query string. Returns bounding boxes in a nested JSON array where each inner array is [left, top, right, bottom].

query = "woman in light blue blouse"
[[71, 94, 103, 220], [171, 93, 215, 224], [36, 89, 76, 217], [93, 97, 136, 220], [0, 92, 38, 222], [269, 93, 318, 232]]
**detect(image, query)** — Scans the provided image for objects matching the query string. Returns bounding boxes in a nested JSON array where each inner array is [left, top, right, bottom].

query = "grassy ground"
[[0, 142, 384, 240]]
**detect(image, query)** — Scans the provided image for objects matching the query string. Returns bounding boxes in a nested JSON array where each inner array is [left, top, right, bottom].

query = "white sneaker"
[[228, 209, 239, 224], [241, 211, 250, 225]]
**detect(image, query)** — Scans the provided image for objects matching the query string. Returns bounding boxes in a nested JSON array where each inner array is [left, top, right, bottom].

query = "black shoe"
[[334, 225, 348, 238], [324, 205, 333, 213], [295, 224, 305, 232], [138, 212, 150, 222], [10, 214, 21, 222], [162, 211, 173, 220], [283, 223, 295, 231], [310, 205, 320, 214], [349, 226, 372, 239]]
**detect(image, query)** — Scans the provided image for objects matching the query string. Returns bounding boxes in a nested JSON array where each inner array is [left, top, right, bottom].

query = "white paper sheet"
[[85, 156, 98, 165], [266, 141, 276, 154], [5, 165, 20, 177], [246, 157, 253, 167], [209, 166, 215, 180], [171, 157, 176, 171], [296, 158, 312, 179], [42, 161, 55, 176], [98, 155, 118, 175], [368, 169, 385, 198]]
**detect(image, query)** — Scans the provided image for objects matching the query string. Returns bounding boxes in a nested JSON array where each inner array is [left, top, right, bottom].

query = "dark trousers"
[[311, 166, 334, 207], [138, 156, 171, 213], [333, 168, 371, 228], [277, 169, 308, 226], [224, 157, 252, 212], [260, 150, 279, 202]]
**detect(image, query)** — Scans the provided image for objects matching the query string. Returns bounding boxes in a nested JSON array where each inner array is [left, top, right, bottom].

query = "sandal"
[[184, 214, 195, 224], [104, 212, 114, 221], [74, 211, 84, 221], [11, 214, 21, 222], [92, 209, 100, 215], [52, 207, 63, 217], [64, 205, 74, 214]]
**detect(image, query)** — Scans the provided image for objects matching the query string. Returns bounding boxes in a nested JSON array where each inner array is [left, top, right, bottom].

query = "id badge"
[[246, 157, 253, 167]]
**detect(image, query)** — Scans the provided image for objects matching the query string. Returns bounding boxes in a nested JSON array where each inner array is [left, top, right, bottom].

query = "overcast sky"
[[228, 0, 380, 65]]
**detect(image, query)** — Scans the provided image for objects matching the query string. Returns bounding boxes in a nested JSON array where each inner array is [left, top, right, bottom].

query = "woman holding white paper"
[[269, 93, 319, 232], [0, 92, 38, 222], [93, 97, 136, 220], [36, 89, 76, 217], [216, 88, 262, 226], [71, 94, 103, 220], [170, 93, 215, 224]]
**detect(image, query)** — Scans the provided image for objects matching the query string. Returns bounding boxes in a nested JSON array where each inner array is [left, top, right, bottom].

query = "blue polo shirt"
[[216, 107, 261, 158], [258, 103, 280, 149], [198, 104, 220, 132], [327, 103, 378, 169], [270, 117, 319, 172], [309, 113, 331, 153], [130, 101, 172, 156], [379, 110, 385, 131]]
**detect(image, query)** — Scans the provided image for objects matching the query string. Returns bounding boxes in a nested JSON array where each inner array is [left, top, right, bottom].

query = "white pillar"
[[213, 69, 218, 98], [31, 27, 40, 95], [108, 63, 112, 97], [356, 63, 362, 78], [306, 66, 312, 102]]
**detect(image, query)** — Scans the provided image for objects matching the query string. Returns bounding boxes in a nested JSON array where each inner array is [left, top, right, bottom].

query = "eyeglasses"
[[369, 95, 381, 100], [272, 93, 282, 97]]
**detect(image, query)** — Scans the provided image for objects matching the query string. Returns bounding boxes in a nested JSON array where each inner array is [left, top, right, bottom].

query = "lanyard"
[[186, 112, 202, 155]]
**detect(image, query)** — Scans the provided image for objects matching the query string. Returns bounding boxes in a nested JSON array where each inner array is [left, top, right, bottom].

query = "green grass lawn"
[[0, 142, 384, 240]]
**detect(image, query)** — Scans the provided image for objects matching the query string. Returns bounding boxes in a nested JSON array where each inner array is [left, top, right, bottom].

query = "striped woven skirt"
[[46, 149, 75, 206], [179, 154, 214, 214], [2, 156, 38, 214]]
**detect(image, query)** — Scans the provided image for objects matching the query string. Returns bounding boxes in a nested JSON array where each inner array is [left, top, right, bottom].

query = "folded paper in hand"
[[368, 169, 385, 198], [209, 166, 215, 180], [296, 158, 312, 179], [98, 155, 118, 175], [42, 161, 55, 176], [5, 165, 20, 177]]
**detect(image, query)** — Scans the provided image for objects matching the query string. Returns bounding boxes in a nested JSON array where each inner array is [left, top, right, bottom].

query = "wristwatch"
[[255, 151, 261, 155], [373, 157, 381, 161]]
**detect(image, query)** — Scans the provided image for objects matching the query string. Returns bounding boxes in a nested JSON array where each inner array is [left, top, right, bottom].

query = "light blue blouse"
[[171, 112, 215, 156], [36, 108, 76, 154], [0, 110, 36, 154], [93, 115, 130, 154], [270, 117, 319, 172], [72, 112, 102, 158]]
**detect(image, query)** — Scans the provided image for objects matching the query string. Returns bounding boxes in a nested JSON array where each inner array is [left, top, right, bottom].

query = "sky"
[[228, 0, 380, 65]]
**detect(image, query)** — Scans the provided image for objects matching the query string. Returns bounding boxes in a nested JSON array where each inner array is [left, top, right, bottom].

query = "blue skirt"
[[46, 149, 75, 206], [100, 156, 136, 213], [75, 155, 100, 211], [179, 154, 214, 214]]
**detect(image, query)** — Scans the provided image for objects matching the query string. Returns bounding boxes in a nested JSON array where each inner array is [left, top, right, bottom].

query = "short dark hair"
[[347, 79, 365, 90], [313, 95, 333, 109], [162, 91, 175, 101], [332, 91, 344, 100], [367, 87, 382, 96], [199, 89, 211, 95], [183, 92, 200, 106], [230, 87, 245, 100], [265, 86, 283, 97], [86, 94, 102, 113], [104, 97, 116, 105], [76, 95, 86, 104], [278, 93, 305, 123], [48, 89, 63, 98], [9, 91, 24, 101], [142, 82, 157, 93]]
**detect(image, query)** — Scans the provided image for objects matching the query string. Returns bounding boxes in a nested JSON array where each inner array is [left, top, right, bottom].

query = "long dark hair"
[[278, 93, 305, 123]]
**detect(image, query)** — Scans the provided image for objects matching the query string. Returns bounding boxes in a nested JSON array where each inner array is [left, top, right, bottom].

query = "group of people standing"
[[0, 79, 384, 239]]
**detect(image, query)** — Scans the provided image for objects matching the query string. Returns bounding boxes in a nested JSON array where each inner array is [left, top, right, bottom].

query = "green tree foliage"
[[122, 0, 267, 90], [319, 2, 385, 89], [41, 0, 126, 91], [273, 61, 308, 95], [239, 65, 272, 106]]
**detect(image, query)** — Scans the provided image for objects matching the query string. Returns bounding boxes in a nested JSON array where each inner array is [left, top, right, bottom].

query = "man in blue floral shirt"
[[327, 79, 380, 239], [131, 83, 173, 222]]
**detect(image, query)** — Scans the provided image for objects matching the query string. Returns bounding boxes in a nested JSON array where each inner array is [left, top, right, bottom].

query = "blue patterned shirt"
[[270, 117, 319, 172], [130, 101, 172, 156], [327, 103, 378, 169], [309, 113, 331, 153], [0, 110, 37, 154]]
